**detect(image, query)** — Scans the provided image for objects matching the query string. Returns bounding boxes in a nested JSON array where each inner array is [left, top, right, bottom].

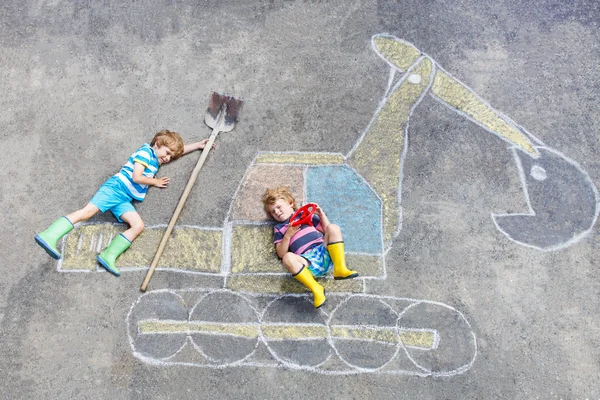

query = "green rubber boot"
[[97, 234, 131, 277], [35, 217, 74, 259]]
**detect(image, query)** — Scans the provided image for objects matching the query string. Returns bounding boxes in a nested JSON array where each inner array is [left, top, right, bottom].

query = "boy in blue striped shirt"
[[35, 130, 213, 276]]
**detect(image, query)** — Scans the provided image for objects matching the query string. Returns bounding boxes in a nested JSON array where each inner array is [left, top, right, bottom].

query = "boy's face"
[[154, 145, 175, 165], [268, 198, 295, 222]]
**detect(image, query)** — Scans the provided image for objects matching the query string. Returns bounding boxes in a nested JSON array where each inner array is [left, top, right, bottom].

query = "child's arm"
[[276, 224, 300, 258], [132, 163, 169, 188], [182, 139, 215, 156], [315, 206, 330, 233]]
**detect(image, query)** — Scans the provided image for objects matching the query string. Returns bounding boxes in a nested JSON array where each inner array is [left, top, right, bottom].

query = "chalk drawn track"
[[127, 289, 477, 376]]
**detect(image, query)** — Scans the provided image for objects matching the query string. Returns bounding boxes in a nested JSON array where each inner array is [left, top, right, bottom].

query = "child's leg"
[[65, 203, 100, 224], [323, 223, 343, 245], [118, 211, 145, 242], [35, 203, 100, 260], [281, 252, 308, 274], [283, 252, 327, 308], [96, 211, 142, 277], [324, 224, 359, 280]]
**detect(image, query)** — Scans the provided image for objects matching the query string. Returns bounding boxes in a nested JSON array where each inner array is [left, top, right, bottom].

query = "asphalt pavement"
[[1, 0, 599, 399]]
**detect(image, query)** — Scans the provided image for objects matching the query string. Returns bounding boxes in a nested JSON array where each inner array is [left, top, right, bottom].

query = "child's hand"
[[284, 224, 301, 238], [154, 177, 170, 188], [316, 205, 326, 218], [198, 138, 216, 150]]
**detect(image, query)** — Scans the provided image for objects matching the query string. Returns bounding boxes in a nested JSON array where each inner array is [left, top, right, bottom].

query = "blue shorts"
[[90, 176, 136, 222], [301, 244, 333, 277]]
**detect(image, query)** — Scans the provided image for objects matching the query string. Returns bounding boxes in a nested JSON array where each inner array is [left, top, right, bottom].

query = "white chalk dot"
[[408, 74, 422, 85], [530, 165, 547, 181]]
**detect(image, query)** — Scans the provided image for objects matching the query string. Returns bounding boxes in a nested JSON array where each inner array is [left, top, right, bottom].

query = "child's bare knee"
[[282, 252, 304, 274], [282, 252, 295, 265], [282, 252, 304, 268], [132, 220, 144, 235]]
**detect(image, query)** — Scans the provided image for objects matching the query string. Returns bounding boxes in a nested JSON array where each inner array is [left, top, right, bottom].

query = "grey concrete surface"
[[1, 0, 599, 398]]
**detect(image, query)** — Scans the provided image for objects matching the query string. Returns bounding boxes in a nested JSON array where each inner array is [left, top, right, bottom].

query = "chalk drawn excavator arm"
[[353, 34, 599, 251]]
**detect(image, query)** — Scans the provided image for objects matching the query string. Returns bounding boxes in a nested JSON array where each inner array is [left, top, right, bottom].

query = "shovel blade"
[[204, 92, 243, 132], [221, 97, 244, 132], [205, 112, 219, 131], [205, 92, 228, 129]]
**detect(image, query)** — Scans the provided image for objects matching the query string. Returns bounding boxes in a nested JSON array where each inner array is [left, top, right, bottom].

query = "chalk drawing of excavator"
[[56, 35, 598, 376]]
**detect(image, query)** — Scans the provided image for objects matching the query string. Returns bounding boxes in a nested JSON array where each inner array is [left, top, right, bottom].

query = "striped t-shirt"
[[273, 214, 324, 255], [115, 143, 159, 201]]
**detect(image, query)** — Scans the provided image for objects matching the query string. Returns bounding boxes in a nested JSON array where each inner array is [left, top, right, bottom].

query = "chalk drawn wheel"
[[397, 301, 476, 376], [329, 295, 400, 371], [127, 290, 189, 361], [189, 290, 259, 365], [261, 296, 332, 368]]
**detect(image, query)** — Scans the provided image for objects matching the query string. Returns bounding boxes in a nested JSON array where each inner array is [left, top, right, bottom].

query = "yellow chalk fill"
[[61, 224, 222, 272], [138, 320, 188, 334], [138, 320, 260, 338], [432, 69, 537, 156], [330, 326, 398, 344], [61, 224, 121, 270], [349, 58, 433, 246], [138, 319, 434, 349], [231, 225, 281, 274], [331, 326, 434, 349], [261, 324, 328, 340], [399, 330, 435, 349], [256, 153, 345, 165], [373, 36, 421, 71], [187, 322, 259, 338]]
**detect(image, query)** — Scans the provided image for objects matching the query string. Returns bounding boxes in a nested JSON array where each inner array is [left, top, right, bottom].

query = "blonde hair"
[[262, 186, 297, 213], [151, 130, 185, 159]]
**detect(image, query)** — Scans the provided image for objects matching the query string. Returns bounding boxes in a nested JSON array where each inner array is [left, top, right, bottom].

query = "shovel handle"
[[140, 129, 219, 292]]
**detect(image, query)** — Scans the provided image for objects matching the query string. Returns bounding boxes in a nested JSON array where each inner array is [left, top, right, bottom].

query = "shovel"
[[140, 92, 243, 292]]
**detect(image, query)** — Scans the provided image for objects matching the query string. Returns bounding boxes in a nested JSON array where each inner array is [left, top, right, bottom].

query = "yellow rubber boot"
[[293, 266, 327, 308], [328, 241, 359, 280]]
